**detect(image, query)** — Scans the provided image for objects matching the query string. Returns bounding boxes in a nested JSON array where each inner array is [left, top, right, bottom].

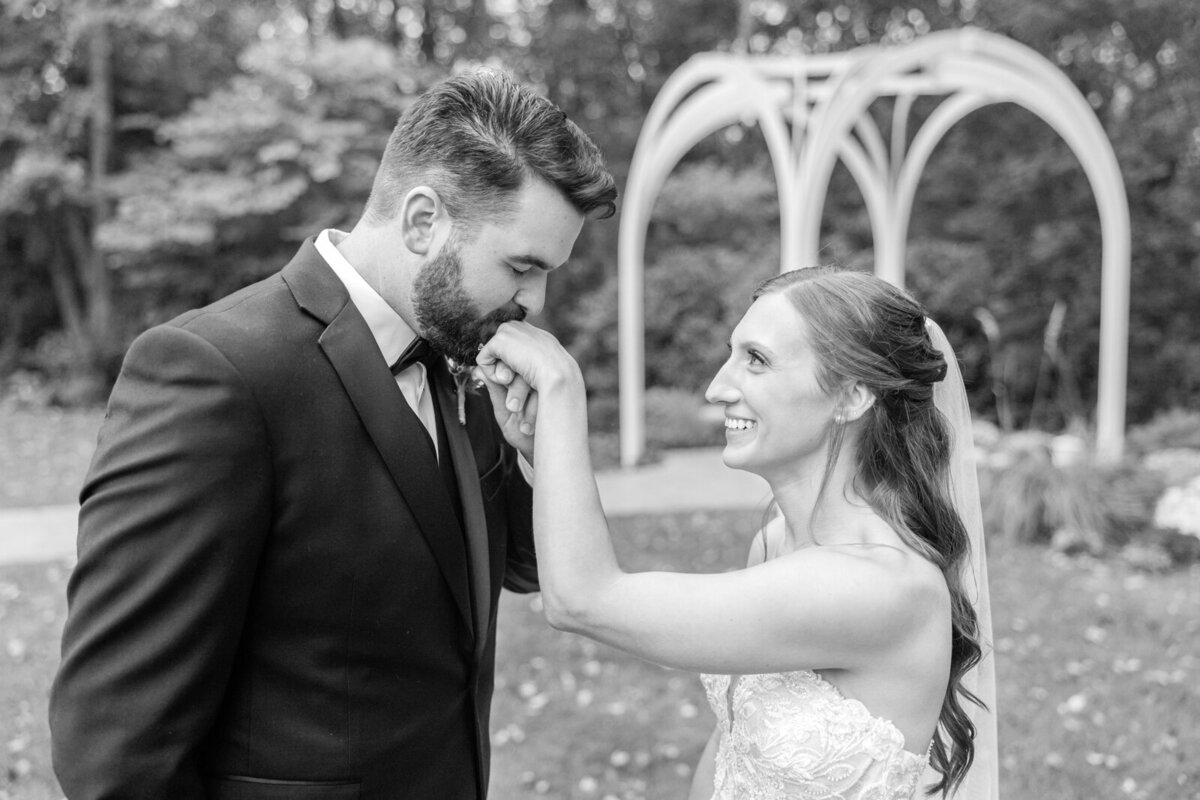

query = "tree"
[[3, 0, 1198, 429], [0, 0, 255, 395], [96, 32, 439, 322]]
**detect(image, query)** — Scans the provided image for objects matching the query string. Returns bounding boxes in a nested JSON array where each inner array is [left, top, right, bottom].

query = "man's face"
[[412, 237, 524, 365], [412, 178, 585, 365]]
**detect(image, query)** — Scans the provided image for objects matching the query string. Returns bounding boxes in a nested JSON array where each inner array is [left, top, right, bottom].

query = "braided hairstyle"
[[754, 265, 983, 797]]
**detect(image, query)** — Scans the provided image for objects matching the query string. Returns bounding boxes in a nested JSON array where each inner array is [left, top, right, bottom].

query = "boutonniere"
[[447, 359, 484, 426]]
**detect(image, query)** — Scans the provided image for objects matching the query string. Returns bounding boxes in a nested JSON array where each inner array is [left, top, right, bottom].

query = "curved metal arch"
[[796, 31, 1130, 461], [618, 66, 798, 454], [618, 28, 1131, 466], [886, 91, 993, 276]]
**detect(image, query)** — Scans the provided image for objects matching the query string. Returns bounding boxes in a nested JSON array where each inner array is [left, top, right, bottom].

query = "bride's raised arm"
[[476, 321, 933, 677]]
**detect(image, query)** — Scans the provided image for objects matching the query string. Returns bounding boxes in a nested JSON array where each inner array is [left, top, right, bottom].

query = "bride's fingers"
[[481, 330, 539, 387], [480, 366, 515, 419], [480, 321, 570, 393], [519, 392, 539, 436], [477, 356, 537, 433], [478, 331, 525, 383], [504, 375, 532, 416], [476, 361, 496, 384], [493, 361, 514, 385], [475, 353, 514, 386]]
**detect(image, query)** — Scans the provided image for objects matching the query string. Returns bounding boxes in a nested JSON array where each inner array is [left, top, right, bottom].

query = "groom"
[[49, 69, 616, 799]]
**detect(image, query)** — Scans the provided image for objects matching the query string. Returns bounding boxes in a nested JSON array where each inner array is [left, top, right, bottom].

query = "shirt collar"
[[314, 229, 417, 366]]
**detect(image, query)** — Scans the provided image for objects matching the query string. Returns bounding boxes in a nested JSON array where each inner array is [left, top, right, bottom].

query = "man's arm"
[[50, 324, 272, 799]]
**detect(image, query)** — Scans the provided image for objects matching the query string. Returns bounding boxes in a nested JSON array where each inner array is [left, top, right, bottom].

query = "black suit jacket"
[[49, 240, 539, 800]]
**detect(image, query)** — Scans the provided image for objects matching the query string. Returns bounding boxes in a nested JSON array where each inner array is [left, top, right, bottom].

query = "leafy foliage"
[[974, 426, 1200, 570], [1126, 408, 1200, 456], [101, 35, 435, 262], [2, 0, 1199, 441]]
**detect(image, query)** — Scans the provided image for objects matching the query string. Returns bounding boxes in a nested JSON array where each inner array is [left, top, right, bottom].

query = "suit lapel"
[[431, 363, 491, 654], [283, 242, 474, 634]]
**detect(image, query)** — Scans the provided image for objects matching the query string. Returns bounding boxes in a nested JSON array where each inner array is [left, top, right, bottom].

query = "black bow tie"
[[390, 337, 437, 375]]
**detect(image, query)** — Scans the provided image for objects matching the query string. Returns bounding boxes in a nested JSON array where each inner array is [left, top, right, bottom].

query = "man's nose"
[[516, 271, 548, 316]]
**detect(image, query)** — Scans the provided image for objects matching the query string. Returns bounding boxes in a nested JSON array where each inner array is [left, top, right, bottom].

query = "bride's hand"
[[477, 321, 583, 396], [476, 322, 583, 457]]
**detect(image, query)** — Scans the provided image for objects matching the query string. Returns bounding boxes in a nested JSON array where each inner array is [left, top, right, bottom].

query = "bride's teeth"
[[724, 418, 757, 431]]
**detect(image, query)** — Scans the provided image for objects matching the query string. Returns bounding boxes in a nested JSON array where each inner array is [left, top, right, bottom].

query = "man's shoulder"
[[160, 238, 335, 346], [123, 270, 310, 378], [170, 271, 292, 331]]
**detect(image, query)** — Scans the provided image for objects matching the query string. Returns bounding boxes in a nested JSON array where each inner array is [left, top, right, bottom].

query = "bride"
[[479, 266, 998, 799]]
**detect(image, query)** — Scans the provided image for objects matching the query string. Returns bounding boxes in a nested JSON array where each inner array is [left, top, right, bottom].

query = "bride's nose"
[[705, 359, 739, 406]]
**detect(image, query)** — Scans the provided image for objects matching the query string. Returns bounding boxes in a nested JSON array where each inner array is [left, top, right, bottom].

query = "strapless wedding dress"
[[700, 670, 930, 800]]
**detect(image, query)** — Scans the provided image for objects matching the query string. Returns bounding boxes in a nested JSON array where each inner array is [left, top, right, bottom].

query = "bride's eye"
[[748, 349, 767, 367]]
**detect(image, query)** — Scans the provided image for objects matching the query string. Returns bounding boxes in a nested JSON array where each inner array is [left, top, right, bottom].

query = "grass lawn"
[[1, 407, 1197, 798], [2, 513, 1197, 799], [488, 512, 1200, 800], [0, 407, 101, 508]]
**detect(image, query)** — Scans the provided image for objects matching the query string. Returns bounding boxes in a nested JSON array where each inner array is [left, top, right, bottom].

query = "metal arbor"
[[617, 28, 1131, 467]]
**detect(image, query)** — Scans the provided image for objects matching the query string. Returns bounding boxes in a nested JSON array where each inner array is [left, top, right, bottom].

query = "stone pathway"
[[0, 506, 80, 565], [0, 447, 770, 566]]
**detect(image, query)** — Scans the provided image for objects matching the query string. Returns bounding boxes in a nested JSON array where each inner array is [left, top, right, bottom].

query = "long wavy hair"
[[754, 265, 983, 797]]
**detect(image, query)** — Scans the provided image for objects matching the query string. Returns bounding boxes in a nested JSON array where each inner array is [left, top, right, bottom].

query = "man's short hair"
[[363, 69, 617, 230]]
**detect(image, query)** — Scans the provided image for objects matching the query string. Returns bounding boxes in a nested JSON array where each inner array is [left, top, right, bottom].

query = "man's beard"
[[412, 240, 525, 366]]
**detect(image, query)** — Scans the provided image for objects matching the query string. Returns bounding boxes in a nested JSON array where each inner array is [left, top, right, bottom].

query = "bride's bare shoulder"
[[746, 513, 787, 567], [841, 538, 949, 618], [795, 522, 950, 618]]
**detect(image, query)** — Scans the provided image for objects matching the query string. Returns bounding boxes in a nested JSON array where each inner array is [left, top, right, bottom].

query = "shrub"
[[1102, 462, 1171, 543], [25, 331, 112, 407], [1141, 448, 1200, 487], [981, 456, 1105, 552], [979, 435, 1168, 554], [1126, 408, 1200, 456]]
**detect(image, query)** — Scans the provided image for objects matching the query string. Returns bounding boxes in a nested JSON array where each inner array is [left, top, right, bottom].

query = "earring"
[[834, 410, 846, 425]]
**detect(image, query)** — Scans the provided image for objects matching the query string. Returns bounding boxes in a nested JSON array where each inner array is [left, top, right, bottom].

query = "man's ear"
[[400, 186, 446, 255], [841, 382, 877, 423]]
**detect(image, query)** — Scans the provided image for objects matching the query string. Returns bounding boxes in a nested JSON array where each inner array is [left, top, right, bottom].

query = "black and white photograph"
[[1, 1, 1197, 798]]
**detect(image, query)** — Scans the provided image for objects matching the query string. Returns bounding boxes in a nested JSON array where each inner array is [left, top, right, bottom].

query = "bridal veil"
[[926, 319, 1000, 800]]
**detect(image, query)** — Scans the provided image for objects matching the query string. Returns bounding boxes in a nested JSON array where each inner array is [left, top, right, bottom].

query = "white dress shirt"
[[315, 229, 439, 458], [314, 229, 534, 483]]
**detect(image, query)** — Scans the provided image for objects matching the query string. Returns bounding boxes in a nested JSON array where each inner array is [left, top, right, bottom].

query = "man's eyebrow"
[[509, 254, 557, 271]]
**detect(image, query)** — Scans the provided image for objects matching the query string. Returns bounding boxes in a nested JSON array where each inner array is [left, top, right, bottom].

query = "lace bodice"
[[699, 670, 929, 800]]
